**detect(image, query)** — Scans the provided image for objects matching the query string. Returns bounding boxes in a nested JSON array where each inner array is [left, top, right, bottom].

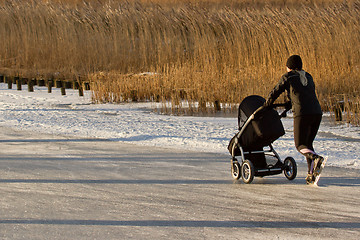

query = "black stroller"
[[228, 95, 297, 184]]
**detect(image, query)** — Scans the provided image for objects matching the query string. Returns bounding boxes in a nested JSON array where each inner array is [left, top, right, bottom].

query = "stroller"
[[228, 95, 297, 184]]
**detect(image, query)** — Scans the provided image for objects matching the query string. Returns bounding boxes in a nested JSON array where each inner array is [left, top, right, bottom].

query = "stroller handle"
[[267, 102, 292, 118]]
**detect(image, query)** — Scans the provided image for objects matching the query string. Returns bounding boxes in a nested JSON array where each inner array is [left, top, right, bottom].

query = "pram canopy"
[[237, 95, 285, 149]]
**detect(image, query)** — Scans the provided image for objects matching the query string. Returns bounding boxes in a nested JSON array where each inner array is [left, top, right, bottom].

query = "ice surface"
[[0, 84, 358, 169]]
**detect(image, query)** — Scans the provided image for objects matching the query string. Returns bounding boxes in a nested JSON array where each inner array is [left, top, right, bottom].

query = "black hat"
[[286, 55, 302, 70]]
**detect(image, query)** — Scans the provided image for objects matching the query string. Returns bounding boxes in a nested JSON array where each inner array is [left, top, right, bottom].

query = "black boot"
[[305, 173, 315, 184], [305, 157, 314, 184], [306, 157, 313, 174], [313, 155, 324, 175]]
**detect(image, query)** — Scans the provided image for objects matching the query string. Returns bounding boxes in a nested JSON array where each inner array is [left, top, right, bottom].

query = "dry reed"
[[0, 0, 359, 125]]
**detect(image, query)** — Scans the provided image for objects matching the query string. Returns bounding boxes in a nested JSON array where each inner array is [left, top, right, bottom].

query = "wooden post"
[[214, 100, 221, 111], [7, 76, 12, 89], [26, 78, 34, 92], [78, 84, 84, 97], [15, 77, 21, 91], [61, 81, 66, 95], [47, 79, 53, 93], [75, 78, 84, 96]]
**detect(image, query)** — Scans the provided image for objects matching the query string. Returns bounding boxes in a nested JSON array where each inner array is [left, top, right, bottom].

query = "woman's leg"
[[294, 115, 322, 173]]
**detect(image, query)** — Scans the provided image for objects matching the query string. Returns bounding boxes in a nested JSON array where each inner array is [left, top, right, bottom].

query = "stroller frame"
[[230, 105, 297, 184]]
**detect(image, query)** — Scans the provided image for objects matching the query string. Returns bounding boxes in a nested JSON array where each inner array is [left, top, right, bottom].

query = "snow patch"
[[0, 84, 359, 169]]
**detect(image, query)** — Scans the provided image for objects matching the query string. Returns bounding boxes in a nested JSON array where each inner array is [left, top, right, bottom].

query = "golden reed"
[[0, 0, 359, 124]]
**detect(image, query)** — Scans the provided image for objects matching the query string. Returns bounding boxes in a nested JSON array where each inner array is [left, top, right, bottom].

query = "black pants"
[[293, 114, 322, 173]]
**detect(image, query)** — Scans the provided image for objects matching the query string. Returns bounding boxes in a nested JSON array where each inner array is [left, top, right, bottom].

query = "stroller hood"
[[238, 95, 266, 128]]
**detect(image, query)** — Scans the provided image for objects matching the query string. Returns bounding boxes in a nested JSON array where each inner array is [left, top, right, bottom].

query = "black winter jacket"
[[265, 70, 322, 117]]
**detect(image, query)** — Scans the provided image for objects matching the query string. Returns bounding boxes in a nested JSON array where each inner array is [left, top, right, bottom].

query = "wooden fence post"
[[7, 76, 12, 89], [47, 79, 53, 93], [15, 77, 21, 91], [75, 77, 84, 97], [26, 78, 34, 92], [78, 84, 84, 97], [54, 79, 66, 94], [214, 100, 221, 111], [61, 81, 66, 95]]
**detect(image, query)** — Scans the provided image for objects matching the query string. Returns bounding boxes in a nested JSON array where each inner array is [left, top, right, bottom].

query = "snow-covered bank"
[[0, 84, 359, 169]]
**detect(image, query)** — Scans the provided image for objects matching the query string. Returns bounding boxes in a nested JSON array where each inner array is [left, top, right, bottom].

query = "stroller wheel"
[[284, 157, 297, 180], [231, 161, 241, 180], [241, 160, 255, 184]]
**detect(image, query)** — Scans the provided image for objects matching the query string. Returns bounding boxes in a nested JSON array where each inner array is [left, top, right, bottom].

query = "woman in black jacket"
[[264, 55, 324, 184]]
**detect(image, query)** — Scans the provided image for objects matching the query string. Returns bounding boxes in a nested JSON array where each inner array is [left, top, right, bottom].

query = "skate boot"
[[313, 155, 324, 175], [305, 173, 315, 184]]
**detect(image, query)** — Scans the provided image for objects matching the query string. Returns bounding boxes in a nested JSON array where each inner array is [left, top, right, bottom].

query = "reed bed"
[[0, 0, 359, 125]]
